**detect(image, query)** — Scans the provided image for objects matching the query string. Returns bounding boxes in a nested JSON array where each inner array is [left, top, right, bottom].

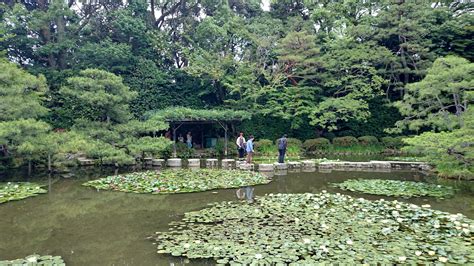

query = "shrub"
[[332, 136, 358, 147], [303, 138, 331, 152], [254, 139, 273, 148], [381, 136, 404, 149], [357, 136, 379, 146]]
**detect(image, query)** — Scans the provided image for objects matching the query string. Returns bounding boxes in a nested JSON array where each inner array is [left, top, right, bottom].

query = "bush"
[[332, 136, 358, 147], [303, 138, 331, 152], [381, 137, 404, 149], [357, 136, 379, 146], [254, 139, 273, 148]]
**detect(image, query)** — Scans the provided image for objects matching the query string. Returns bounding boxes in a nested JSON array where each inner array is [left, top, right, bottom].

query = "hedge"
[[303, 138, 331, 152], [380, 136, 405, 149], [357, 136, 379, 146], [274, 138, 303, 148], [332, 136, 358, 147], [254, 139, 273, 148]]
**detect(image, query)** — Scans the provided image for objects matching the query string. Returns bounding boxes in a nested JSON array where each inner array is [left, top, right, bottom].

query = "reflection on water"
[[0, 167, 473, 265], [236, 187, 255, 203]]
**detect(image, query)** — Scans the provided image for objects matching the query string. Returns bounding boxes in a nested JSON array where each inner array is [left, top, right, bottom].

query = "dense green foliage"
[[332, 179, 455, 199], [83, 169, 270, 194], [153, 192, 474, 264], [395, 57, 474, 179], [0, 1, 472, 175]]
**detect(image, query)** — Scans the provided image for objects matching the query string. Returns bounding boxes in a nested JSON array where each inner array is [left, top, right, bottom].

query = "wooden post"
[[48, 153, 52, 172]]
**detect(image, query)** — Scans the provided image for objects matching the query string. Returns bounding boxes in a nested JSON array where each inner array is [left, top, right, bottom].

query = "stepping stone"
[[152, 159, 165, 167], [301, 160, 316, 168], [239, 163, 254, 171], [274, 169, 288, 176], [258, 164, 275, 171], [370, 161, 391, 168], [274, 163, 288, 170], [302, 167, 316, 172], [167, 158, 182, 167], [288, 168, 301, 173], [287, 162, 301, 169], [144, 157, 153, 165], [222, 159, 235, 169], [206, 159, 219, 168], [187, 159, 200, 167]]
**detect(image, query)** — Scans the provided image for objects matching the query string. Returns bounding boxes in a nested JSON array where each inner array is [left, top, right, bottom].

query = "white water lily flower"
[[346, 239, 353, 245], [213, 247, 221, 251], [183, 243, 191, 248], [462, 223, 469, 228], [421, 204, 431, 208], [381, 219, 390, 224], [14, 185, 19, 188], [194, 240, 201, 244], [439, 257, 448, 263], [398, 256, 406, 262], [433, 224, 440, 229], [319, 245, 329, 253], [322, 190, 327, 193], [428, 251, 436, 256], [396, 218, 404, 223], [410, 204, 419, 209], [415, 251, 422, 256], [392, 211, 400, 217], [462, 228, 470, 234], [314, 204, 320, 209], [303, 238, 311, 244], [255, 254, 263, 259], [454, 221, 461, 226], [456, 226, 462, 230], [380, 199, 385, 202]]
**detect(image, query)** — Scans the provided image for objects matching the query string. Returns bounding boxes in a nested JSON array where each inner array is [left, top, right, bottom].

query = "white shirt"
[[236, 136, 246, 148]]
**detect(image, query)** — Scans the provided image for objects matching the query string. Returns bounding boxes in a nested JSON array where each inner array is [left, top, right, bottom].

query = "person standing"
[[246, 135, 255, 164], [186, 132, 192, 148], [178, 134, 184, 143], [277, 134, 288, 163], [236, 132, 246, 159]]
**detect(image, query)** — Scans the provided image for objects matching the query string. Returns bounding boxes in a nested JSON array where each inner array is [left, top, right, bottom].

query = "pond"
[[0, 167, 473, 265]]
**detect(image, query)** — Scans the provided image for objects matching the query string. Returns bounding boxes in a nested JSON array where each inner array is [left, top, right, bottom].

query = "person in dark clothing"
[[277, 134, 288, 163]]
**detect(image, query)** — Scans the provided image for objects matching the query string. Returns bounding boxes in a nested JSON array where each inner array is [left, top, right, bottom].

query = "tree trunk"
[[56, 11, 67, 69], [48, 153, 52, 172], [28, 160, 32, 176]]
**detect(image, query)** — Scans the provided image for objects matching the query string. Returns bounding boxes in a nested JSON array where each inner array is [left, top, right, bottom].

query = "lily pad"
[[332, 179, 455, 198], [152, 192, 474, 264], [83, 169, 271, 194], [0, 182, 48, 204], [0, 254, 65, 265]]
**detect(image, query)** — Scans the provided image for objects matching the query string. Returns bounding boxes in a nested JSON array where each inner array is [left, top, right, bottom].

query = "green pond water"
[[0, 167, 473, 265]]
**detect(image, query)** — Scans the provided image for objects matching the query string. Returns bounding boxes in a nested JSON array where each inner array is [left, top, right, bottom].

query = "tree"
[[60, 69, 138, 124], [392, 56, 473, 132], [0, 60, 48, 121], [403, 108, 474, 179]]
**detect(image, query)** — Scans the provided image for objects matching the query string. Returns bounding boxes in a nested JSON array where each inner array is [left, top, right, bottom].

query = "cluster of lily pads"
[[152, 192, 473, 264], [0, 182, 47, 204], [0, 254, 65, 265], [332, 179, 455, 199], [83, 169, 270, 194]]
